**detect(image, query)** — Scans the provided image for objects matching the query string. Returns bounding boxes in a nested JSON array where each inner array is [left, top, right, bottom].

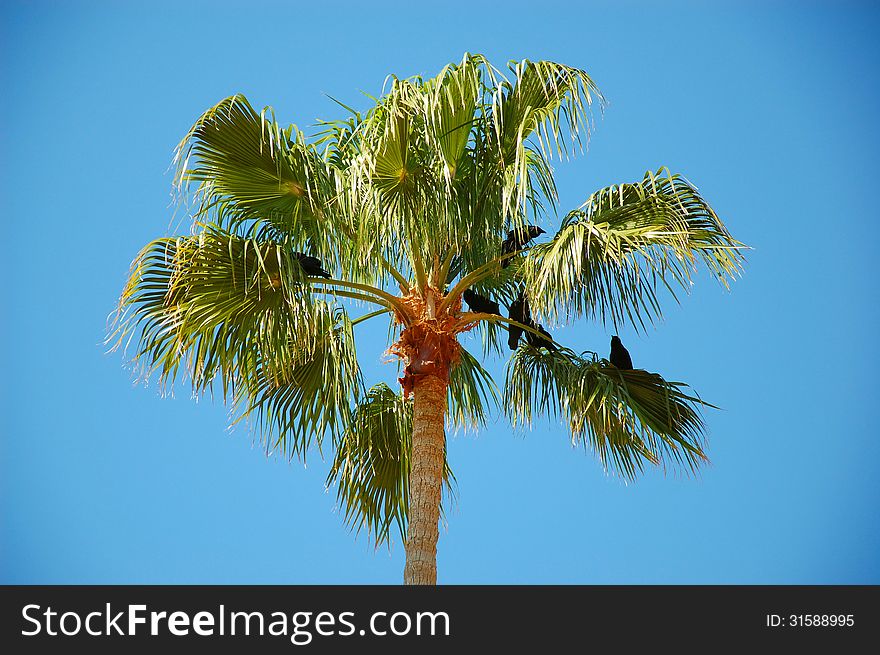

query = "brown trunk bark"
[[404, 374, 447, 585]]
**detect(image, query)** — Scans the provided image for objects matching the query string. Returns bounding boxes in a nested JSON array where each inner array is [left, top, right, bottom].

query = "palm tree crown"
[[110, 53, 745, 583]]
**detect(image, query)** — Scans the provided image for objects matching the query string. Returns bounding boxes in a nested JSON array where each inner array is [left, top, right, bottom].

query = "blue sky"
[[2, 0, 878, 584]]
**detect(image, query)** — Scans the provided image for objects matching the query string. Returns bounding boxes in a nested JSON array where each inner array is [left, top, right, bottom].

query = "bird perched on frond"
[[507, 292, 530, 350], [462, 289, 501, 316], [507, 291, 554, 351], [501, 225, 545, 268], [293, 252, 331, 279], [525, 323, 556, 351], [609, 335, 633, 369]]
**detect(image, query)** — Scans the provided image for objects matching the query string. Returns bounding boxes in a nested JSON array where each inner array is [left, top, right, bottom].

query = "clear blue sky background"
[[2, 0, 878, 584]]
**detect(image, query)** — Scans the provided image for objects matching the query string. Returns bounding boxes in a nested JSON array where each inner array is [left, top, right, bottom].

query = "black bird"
[[609, 336, 633, 370], [507, 292, 531, 350], [525, 323, 556, 351], [463, 289, 501, 316], [293, 252, 331, 279], [501, 225, 545, 268], [507, 324, 523, 350]]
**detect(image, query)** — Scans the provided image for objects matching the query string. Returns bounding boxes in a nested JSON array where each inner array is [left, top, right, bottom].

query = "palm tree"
[[110, 54, 745, 585]]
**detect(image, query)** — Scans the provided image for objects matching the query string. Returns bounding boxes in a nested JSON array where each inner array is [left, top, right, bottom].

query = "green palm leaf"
[[447, 347, 499, 430], [424, 55, 483, 181], [111, 218, 362, 457], [504, 346, 711, 479], [175, 94, 336, 247], [233, 304, 362, 458], [327, 384, 455, 546], [110, 223, 319, 397], [493, 59, 604, 162], [490, 59, 604, 226], [524, 168, 746, 329]]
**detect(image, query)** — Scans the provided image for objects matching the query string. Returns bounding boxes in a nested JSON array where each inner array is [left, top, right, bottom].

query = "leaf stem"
[[308, 277, 408, 314], [453, 311, 562, 350], [350, 308, 391, 327], [438, 249, 525, 312]]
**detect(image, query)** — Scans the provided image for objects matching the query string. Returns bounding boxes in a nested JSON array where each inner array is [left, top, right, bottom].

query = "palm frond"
[[504, 346, 711, 479], [233, 304, 362, 459], [109, 223, 319, 397], [524, 168, 746, 329], [327, 383, 455, 547], [493, 59, 604, 163], [490, 59, 604, 226], [174, 94, 337, 248], [313, 97, 364, 169], [424, 55, 483, 183], [447, 347, 499, 431]]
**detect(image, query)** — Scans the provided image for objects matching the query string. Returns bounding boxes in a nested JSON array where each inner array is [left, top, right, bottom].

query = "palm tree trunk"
[[404, 374, 447, 585]]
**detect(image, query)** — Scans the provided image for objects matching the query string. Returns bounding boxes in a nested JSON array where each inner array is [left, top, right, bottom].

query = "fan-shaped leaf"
[[327, 384, 455, 546], [504, 346, 711, 479], [524, 169, 746, 330]]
